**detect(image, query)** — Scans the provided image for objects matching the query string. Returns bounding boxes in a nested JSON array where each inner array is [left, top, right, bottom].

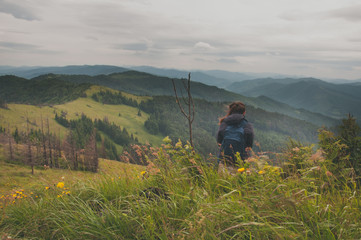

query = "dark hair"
[[219, 101, 246, 124]]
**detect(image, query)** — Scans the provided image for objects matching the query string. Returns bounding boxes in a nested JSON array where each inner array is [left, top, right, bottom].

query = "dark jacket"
[[217, 113, 254, 161]]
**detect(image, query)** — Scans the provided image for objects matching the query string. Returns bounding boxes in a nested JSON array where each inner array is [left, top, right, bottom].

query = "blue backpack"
[[221, 119, 247, 162]]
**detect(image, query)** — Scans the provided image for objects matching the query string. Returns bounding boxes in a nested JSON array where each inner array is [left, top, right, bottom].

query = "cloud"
[[0, 41, 39, 50], [217, 58, 239, 64], [349, 37, 361, 42], [279, 10, 309, 21], [194, 42, 213, 50], [115, 43, 148, 51], [0, 0, 39, 21], [0, 41, 61, 55], [323, 4, 361, 22]]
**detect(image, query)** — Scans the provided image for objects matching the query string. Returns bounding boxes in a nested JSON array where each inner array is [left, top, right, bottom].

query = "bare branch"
[[172, 73, 195, 148], [172, 79, 188, 118]]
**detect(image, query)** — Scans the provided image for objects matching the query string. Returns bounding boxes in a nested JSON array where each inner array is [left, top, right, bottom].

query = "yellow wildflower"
[[258, 170, 265, 175], [238, 168, 245, 173], [140, 171, 147, 176], [175, 139, 182, 148], [163, 136, 171, 144], [56, 182, 65, 189], [45, 186, 50, 190]]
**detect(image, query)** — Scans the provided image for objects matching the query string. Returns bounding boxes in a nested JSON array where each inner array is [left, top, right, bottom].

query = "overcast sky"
[[1, 0, 361, 79]]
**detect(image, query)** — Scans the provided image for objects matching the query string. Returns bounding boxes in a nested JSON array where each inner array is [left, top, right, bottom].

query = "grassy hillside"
[[0, 86, 162, 146]]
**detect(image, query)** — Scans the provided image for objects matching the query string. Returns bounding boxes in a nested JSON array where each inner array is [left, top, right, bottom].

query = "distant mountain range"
[[227, 78, 361, 120], [0, 65, 129, 79], [0, 64, 359, 85]]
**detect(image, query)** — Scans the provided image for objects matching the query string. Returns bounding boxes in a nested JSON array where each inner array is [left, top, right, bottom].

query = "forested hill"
[[227, 77, 361, 121], [0, 75, 90, 105], [31, 71, 243, 102], [27, 72, 337, 127]]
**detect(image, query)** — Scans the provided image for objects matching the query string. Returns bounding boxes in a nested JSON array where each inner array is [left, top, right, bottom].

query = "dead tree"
[[54, 130, 61, 168], [47, 118, 53, 168], [64, 130, 78, 170], [40, 115, 47, 165], [26, 118, 34, 174], [7, 124, 14, 161], [172, 73, 195, 148]]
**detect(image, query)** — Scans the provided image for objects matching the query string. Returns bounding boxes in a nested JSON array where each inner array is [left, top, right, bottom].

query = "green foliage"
[[338, 114, 361, 175], [102, 137, 119, 161], [319, 114, 361, 181], [12, 128, 20, 144], [94, 118, 137, 147], [91, 90, 138, 107], [68, 114, 94, 149], [144, 116, 159, 135]]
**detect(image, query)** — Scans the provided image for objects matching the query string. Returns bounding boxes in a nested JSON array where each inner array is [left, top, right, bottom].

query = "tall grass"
[[1, 139, 361, 239]]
